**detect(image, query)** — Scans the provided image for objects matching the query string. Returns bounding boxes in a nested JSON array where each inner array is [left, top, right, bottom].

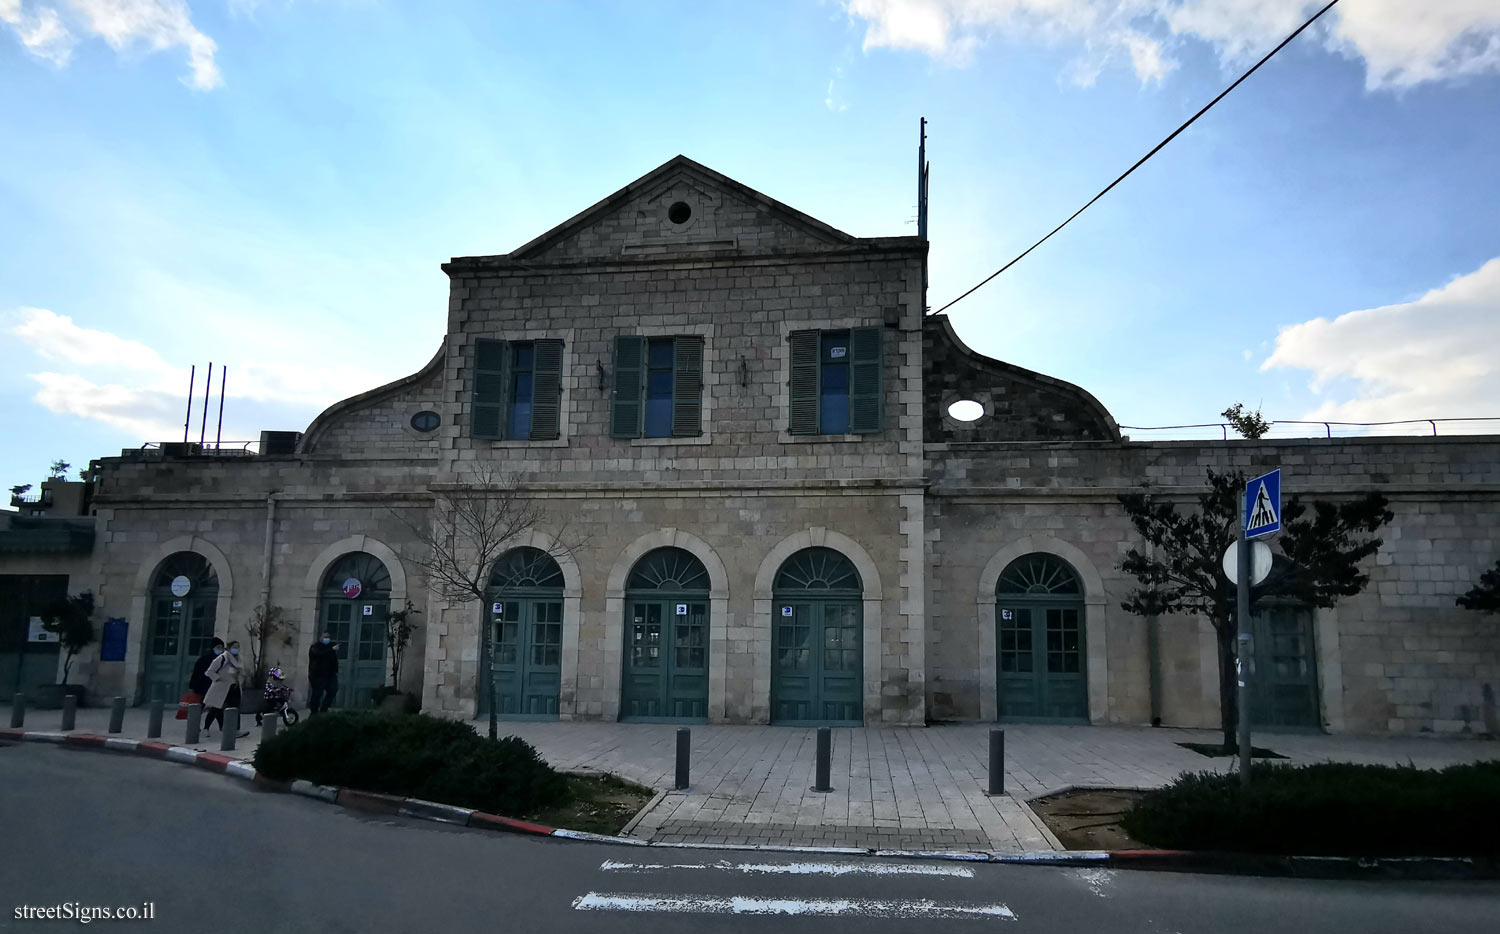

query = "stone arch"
[[125, 536, 235, 704], [752, 527, 885, 724], [602, 528, 730, 721], [298, 535, 409, 689], [976, 536, 1108, 723], [484, 529, 585, 719]]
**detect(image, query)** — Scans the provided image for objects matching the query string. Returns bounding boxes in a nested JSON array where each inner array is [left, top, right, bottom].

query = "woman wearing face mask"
[[202, 640, 249, 738]]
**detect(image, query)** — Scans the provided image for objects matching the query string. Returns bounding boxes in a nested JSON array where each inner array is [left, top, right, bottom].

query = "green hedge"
[[1123, 760, 1500, 856], [252, 711, 569, 815]]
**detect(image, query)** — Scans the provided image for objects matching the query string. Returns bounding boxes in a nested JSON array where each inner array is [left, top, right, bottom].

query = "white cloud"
[[2, 0, 220, 89], [1262, 257, 1500, 425], [843, 0, 1500, 90], [12, 306, 172, 371]]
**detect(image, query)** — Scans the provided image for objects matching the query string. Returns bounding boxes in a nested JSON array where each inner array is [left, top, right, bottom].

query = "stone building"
[[3, 156, 1496, 736]]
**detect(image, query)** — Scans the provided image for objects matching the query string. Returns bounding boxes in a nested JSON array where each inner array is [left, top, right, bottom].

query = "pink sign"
[[342, 578, 362, 599]]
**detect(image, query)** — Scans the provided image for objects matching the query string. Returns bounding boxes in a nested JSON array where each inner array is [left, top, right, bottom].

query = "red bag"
[[176, 691, 202, 720]]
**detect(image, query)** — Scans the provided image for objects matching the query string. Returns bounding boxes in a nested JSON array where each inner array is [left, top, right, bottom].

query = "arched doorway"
[[144, 553, 219, 703], [996, 553, 1087, 722], [621, 547, 709, 721], [486, 547, 564, 720], [318, 552, 391, 710], [771, 547, 863, 725]]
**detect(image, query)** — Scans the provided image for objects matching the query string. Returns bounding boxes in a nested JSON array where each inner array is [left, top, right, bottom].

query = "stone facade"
[[4, 156, 1497, 736]]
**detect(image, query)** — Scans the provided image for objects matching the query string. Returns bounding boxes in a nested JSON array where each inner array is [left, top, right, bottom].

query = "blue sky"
[[3, 0, 1499, 490]]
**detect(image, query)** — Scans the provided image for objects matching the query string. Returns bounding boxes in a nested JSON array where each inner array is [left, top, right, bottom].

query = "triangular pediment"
[[508, 156, 857, 262]]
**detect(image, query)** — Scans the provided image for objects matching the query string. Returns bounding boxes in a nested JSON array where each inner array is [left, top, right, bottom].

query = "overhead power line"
[[931, 0, 1342, 316]]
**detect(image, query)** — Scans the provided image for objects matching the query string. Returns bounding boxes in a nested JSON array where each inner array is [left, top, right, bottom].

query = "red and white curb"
[[3, 727, 1492, 879]]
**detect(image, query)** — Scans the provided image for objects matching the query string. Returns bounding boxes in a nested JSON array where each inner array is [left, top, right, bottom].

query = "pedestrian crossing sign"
[[1245, 468, 1281, 539]]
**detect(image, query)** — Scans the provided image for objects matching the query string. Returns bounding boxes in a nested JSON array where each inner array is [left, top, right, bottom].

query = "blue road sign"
[[1245, 468, 1282, 539]]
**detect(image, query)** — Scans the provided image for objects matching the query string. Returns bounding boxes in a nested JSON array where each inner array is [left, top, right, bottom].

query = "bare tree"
[[393, 465, 584, 739]]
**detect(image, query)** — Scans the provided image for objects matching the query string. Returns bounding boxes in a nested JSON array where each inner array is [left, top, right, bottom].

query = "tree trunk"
[[477, 599, 497, 740], [1217, 627, 1237, 750]]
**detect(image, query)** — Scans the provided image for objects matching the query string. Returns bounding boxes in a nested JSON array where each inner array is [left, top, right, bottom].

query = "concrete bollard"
[[10, 692, 24, 729], [674, 727, 690, 791], [988, 729, 1006, 796], [147, 700, 164, 738], [812, 726, 833, 793], [184, 704, 202, 745], [220, 707, 239, 751], [262, 712, 278, 743], [61, 694, 77, 731], [108, 696, 126, 734]]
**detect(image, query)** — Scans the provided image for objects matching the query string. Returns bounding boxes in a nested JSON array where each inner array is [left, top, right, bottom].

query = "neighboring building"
[[2, 479, 94, 698], [4, 156, 1496, 734]]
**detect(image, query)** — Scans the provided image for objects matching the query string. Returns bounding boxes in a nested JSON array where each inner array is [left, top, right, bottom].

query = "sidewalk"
[[17, 703, 1499, 853]]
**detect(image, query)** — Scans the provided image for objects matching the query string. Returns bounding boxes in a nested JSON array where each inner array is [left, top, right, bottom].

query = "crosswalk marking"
[[599, 858, 974, 878], [572, 892, 1017, 919]]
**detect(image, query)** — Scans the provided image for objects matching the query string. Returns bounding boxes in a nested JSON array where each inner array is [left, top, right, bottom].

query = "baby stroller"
[[256, 667, 300, 727]]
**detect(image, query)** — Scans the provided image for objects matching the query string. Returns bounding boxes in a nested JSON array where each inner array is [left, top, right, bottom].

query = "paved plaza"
[[24, 703, 1500, 853]]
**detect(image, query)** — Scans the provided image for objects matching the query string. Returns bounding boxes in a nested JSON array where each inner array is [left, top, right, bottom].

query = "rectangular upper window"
[[788, 326, 883, 436], [471, 338, 563, 441], [611, 335, 704, 439]]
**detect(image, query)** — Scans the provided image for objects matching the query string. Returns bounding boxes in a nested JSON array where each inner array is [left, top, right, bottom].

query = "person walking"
[[188, 638, 224, 700], [307, 631, 339, 716], [202, 640, 248, 738]]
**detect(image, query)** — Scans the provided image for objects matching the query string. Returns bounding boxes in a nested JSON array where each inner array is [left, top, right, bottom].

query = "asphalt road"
[[3, 741, 1499, 933]]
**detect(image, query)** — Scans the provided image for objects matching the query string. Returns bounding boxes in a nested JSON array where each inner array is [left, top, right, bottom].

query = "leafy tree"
[[40, 592, 97, 684], [393, 466, 585, 739], [1221, 403, 1270, 440], [1118, 470, 1393, 747], [48, 460, 70, 480], [10, 483, 31, 499], [1457, 559, 1500, 614]]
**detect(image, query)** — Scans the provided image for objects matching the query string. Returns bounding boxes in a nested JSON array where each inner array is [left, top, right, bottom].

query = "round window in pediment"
[[410, 410, 441, 432], [668, 201, 692, 224]]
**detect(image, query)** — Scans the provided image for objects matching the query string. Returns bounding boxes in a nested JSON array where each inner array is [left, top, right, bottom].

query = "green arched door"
[[996, 553, 1088, 722], [145, 553, 219, 704], [772, 548, 863, 725], [486, 547, 564, 720], [317, 552, 390, 710], [621, 548, 709, 722]]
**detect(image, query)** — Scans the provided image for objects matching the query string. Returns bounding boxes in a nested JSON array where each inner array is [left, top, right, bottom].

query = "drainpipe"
[[1146, 539, 1162, 727], [260, 492, 279, 627]]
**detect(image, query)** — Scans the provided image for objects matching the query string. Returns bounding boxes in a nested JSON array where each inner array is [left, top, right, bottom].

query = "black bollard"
[[147, 700, 164, 738], [61, 694, 77, 731], [262, 712, 278, 743], [10, 692, 24, 729], [674, 727, 690, 791], [220, 708, 239, 751], [988, 729, 1006, 796], [108, 696, 126, 734], [184, 703, 202, 745], [812, 726, 832, 793]]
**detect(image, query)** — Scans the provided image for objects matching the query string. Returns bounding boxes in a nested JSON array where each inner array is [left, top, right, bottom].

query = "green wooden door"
[[321, 598, 387, 710], [490, 598, 563, 719], [995, 553, 1088, 723], [996, 604, 1087, 722], [771, 600, 862, 725], [620, 598, 708, 721], [144, 595, 217, 704], [1250, 605, 1320, 730]]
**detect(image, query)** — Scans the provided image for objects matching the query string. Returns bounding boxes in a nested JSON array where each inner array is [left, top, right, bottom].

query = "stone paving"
[[17, 704, 1500, 852]]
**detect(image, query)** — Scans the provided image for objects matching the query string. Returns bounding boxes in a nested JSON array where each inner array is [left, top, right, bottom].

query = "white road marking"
[[573, 892, 1016, 919], [599, 858, 975, 878], [1075, 867, 1115, 898]]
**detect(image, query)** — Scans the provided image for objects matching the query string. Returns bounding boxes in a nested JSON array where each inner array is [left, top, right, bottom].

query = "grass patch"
[[252, 711, 569, 816], [1178, 742, 1287, 759], [1124, 760, 1500, 857], [527, 774, 654, 836]]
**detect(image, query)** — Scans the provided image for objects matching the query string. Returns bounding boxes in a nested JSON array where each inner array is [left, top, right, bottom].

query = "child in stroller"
[[256, 667, 300, 726]]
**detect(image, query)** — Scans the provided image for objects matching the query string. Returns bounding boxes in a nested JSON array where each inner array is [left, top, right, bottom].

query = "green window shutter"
[[849, 326, 883, 434], [788, 330, 820, 435], [671, 336, 704, 437], [472, 338, 508, 440], [611, 335, 645, 438], [530, 339, 564, 440]]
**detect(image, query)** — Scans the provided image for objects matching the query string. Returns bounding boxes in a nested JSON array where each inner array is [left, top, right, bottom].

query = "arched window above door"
[[320, 552, 391, 596], [774, 547, 862, 595], [996, 553, 1081, 597], [489, 547, 564, 591], [151, 552, 219, 592], [627, 548, 709, 591]]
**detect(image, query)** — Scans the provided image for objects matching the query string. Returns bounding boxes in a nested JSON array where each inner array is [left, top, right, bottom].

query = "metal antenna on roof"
[[215, 365, 227, 449], [183, 365, 196, 444], [199, 362, 212, 446]]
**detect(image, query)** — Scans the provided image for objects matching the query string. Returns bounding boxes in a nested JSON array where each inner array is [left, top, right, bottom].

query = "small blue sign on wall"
[[100, 618, 128, 662]]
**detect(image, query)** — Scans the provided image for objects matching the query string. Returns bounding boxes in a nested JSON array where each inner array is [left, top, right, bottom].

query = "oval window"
[[947, 400, 983, 422], [410, 410, 441, 432]]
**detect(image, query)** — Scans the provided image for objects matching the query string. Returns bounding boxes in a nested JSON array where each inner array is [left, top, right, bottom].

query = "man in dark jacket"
[[188, 638, 225, 699], [307, 631, 339, 715]]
